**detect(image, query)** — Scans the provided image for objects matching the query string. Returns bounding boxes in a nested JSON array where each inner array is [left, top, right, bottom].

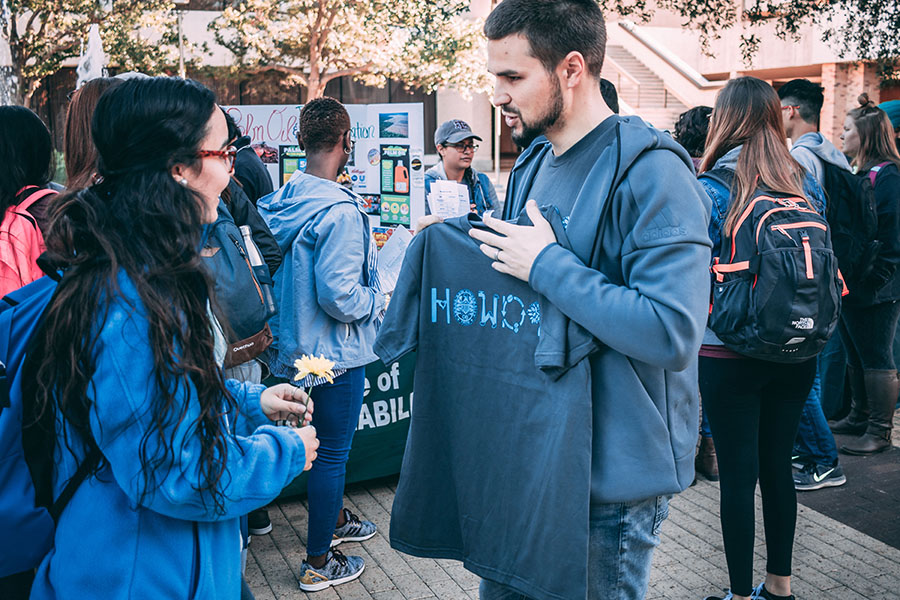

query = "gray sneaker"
[[298, 549, 365, 592], [330, 508, 377, 547], [793, 462, 847, 491]]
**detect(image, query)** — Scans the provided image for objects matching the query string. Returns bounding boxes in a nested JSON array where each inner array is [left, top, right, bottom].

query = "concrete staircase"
[[603, 45, 688, 131]]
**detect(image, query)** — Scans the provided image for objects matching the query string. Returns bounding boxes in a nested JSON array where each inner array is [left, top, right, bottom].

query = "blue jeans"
[[817, 330, 847, 419], [479, 496, 670, 600], [306, 366, 366, 556], [793, 367, 839, 467], [700, 404, 712, 438]]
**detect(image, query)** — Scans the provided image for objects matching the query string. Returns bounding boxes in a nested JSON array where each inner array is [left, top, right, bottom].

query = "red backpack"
[[0, 187, 56, 297]]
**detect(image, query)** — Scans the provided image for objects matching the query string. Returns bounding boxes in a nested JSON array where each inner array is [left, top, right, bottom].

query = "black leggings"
[[699, 356, 816, 597]]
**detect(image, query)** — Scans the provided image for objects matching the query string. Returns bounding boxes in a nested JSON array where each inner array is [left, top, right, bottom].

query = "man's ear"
[[560, 51, 587, 88]]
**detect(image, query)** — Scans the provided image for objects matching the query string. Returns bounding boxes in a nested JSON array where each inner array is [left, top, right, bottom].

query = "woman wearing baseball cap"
[[425, 119, 498, 216]]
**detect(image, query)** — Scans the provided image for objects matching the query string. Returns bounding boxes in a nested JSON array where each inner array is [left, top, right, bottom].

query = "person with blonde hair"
[[829, 94, 900, 455], [697, 76, 826, 600]]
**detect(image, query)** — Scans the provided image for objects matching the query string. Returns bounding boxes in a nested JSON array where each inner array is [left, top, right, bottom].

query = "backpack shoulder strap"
[[16, 188, 57, 212], [47, 445, 102, 522], [868, 162, 891, 187]]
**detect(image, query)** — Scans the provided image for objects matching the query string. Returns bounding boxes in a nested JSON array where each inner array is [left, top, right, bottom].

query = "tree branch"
[[316, 2, 341, 56], [320, 62, 374, 85], [243, 64, 309, 86]]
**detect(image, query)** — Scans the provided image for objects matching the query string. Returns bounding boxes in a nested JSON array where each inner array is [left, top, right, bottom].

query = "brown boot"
[[695, 436, 719, 481], [841, 369, 898, 456], [829, 365, 869, 435]]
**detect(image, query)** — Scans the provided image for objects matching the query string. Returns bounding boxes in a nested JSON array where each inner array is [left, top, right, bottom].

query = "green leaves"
[[210, 0, 491, 98], [2, 0, 193, 104]]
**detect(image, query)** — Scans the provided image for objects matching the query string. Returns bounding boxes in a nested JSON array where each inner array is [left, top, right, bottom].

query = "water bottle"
[[239, 225, 277, 316]]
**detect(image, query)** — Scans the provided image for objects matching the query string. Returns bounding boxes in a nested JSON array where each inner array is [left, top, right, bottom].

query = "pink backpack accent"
[[868, 162, 891, 187], [0, 187, 56, 297]]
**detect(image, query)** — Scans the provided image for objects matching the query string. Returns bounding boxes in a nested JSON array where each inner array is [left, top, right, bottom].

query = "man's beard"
[[510, 79, 564, 149]]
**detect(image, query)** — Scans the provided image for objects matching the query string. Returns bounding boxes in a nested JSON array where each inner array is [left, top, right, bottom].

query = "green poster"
[[279, 353, 415, 498]]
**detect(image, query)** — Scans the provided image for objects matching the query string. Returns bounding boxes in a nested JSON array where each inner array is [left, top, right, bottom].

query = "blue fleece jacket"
[[257, 171, 386, 377], [30, 272, 309, 600], [504, 117, 712, 503]]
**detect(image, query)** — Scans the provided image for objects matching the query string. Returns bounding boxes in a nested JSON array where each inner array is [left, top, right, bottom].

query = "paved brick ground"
[[247, 415, 900, 599]]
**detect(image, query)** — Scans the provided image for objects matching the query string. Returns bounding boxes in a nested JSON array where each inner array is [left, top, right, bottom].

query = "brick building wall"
[[821, 62, 882, 142]]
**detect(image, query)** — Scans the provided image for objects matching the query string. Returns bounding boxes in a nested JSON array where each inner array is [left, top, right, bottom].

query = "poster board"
[[223, 103, 426, 238]]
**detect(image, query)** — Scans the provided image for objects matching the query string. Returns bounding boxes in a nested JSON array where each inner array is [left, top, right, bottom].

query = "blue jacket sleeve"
[[311, 203, 385, 323], [802, 173, 826, 214], [88, 300, 308, 521], [424, 175, 434, 216], [225, 379, 271, 436], [529, 151, 712, 371], [699, 178, 726, 255]]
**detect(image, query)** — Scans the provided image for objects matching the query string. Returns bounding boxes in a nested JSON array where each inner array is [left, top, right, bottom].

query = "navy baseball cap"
[[434, 119, 483, 147]]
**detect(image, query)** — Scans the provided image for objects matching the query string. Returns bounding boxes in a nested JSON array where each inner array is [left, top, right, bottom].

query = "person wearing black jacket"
[[224, 111, 274, 205], [830, 94, 900, 456], [222, 178, 281, 277]]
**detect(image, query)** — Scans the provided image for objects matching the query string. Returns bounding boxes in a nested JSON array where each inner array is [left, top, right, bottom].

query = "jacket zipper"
[[770, 221, 827, 241]]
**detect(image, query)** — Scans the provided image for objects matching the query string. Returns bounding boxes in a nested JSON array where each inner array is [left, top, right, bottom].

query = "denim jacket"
[[699, 146, 826, 260], [257, 172, 386, 376]]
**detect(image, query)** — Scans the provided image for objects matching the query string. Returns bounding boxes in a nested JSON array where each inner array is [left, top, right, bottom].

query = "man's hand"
[[260, 383, 313, 427], [468, 200, 557, 282]]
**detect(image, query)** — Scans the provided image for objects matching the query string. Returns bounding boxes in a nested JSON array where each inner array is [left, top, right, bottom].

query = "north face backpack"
[[820, 161, 880, 285], [0, 273, 100, 577], [702, 168, 845, 363], [0, 187, 57, 297], [202, 200, 277, 369]]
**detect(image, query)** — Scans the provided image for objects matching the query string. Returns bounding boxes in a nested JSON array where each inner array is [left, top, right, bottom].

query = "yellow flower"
[[293, 354, 336, 384]]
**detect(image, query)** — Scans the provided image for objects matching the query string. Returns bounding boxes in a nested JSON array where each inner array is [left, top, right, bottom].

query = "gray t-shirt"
[[375, 215, 592, 600], [522, 117, 618, 222]]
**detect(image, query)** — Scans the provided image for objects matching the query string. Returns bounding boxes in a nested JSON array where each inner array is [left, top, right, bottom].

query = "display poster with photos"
[[379, 144, 411, 226], [278, 145, 306, 186], [223, 103, 425, 232]]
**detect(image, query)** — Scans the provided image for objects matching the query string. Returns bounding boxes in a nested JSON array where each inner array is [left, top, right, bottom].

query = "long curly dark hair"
[[27, 77, 237, 513]]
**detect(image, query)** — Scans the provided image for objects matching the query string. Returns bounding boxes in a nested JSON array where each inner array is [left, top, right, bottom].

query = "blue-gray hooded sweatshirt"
[[257, 171, 386, 377], [503, 117, 712, 504]]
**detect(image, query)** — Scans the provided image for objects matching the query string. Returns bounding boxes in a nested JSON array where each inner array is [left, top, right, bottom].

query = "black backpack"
[[820, 160, 880, 285], [702, 168, 845, 363]]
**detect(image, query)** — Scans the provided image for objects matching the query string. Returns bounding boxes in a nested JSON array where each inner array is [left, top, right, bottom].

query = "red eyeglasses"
[[197, 146, 237, 171]]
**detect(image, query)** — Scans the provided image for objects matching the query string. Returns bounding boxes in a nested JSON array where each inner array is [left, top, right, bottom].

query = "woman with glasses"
[[425, 119, 498, 216], [829, 94, 900, 455], [257, 97, 386, 592], [24, 76, 318, 600]]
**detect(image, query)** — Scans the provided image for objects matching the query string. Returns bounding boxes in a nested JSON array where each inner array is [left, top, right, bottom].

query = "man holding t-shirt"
[[471, 1, 711, 598], [380, 2, 711, 599]]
